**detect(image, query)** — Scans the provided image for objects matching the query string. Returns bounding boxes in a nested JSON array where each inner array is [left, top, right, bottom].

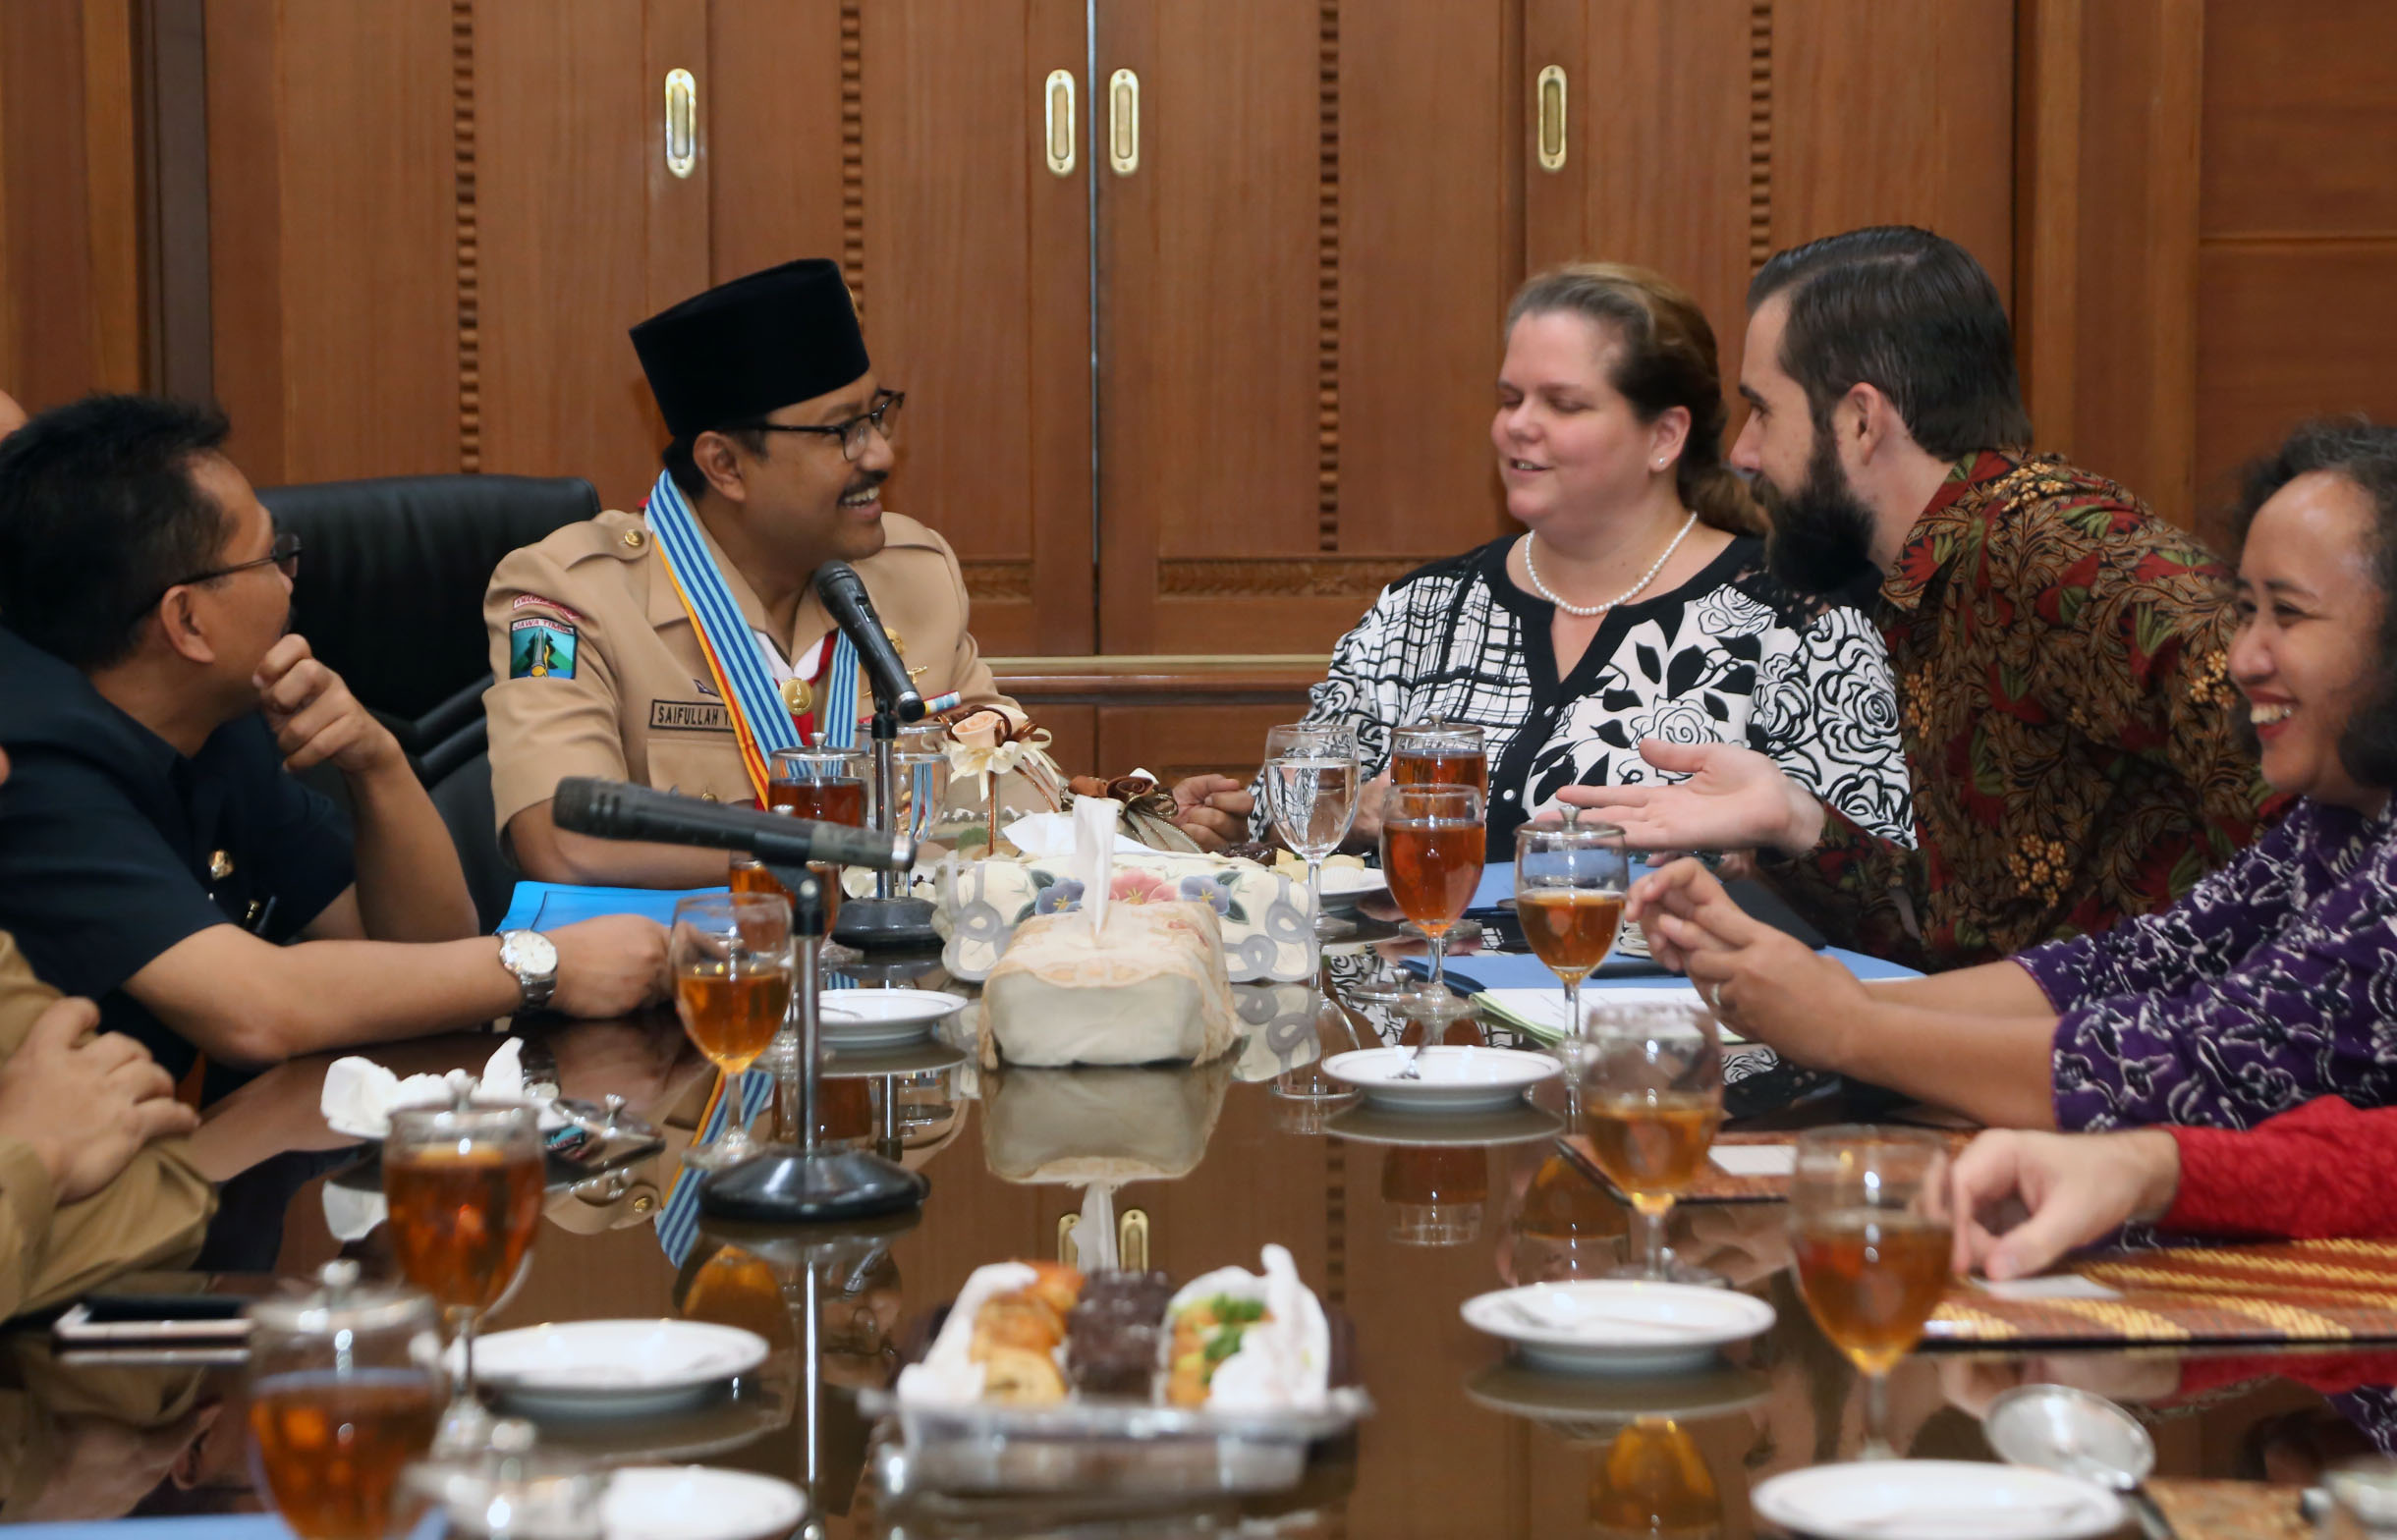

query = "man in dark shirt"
[[0, 396, 666, 1091], [1568, 227, 2275, 970]]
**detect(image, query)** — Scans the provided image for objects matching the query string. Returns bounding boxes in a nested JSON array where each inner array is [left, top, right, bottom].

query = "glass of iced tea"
[[1389, 720, 1488, 797], [1580, 996, 1723, 1284], [380, 1101, 544, 1457], [1789, 1125, 1955, 1458], [1514, 818, 1630, 1046], [1380, 782, 1486, 1019], [767, 744, 870, 936], [248, 1260, 442, 1540], [671, 891, 794, 1171]]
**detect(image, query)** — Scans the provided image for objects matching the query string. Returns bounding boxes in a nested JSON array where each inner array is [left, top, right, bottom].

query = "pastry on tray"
[[895, 1245, 1331, 1414]]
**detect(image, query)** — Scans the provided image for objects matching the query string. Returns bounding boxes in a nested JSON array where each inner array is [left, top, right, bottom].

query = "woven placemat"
[[2145, 1478, 2310, 1540], [1925, 1239, 2397, 1348]]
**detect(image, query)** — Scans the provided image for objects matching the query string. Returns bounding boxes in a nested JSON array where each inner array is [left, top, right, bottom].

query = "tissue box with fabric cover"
[[977, 904, 1239, 1068], [940, 837, 1315, 985]]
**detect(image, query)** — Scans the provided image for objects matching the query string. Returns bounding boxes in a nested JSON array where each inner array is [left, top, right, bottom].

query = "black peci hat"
[[630, 257, 870, 441]]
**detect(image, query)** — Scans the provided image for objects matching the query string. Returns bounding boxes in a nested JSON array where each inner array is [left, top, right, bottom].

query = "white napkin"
[[1708, 1144, 1796, 1177], [321, 1037, 530, 1139], [322, 1182, 387, 1242], [1003, 810, 1148, 858], [1073, 797, 1122, 941]]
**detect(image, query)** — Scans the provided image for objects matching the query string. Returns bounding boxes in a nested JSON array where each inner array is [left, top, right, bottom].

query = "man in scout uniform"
[[485, 256, 1019, 889]]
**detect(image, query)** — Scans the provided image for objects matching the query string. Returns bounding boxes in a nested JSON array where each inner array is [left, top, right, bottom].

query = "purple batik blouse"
[[2017, 797, 2397, 1131]]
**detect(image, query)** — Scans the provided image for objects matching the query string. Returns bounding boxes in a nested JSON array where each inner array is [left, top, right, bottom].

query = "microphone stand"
[[829, 700, 940, 951], [698, 862, 929, 1222]]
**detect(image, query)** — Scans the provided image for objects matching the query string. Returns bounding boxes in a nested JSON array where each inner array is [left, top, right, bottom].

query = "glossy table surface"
[[2, 934, 2379, 1539]]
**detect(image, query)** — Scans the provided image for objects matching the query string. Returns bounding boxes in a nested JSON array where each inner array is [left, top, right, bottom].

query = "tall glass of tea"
[[1262, 722, 1362, 938], [1380, 782, 1486, 1019], [767, 744, 870, 947], [248, 1260, 441, 1540], [1789, 1125, 1955, 1458], [1580, 996, 1723, 1284], [1388, 720, 1488, 798], [381, 1101, 544, 1456], [1514, 818, 1630, 1048], [670, 891, 794, 1171]]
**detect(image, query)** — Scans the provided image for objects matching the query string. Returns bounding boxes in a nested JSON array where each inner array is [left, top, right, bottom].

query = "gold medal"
[[883, 626, 906, 658], [781, 677, 812, 717], [207, 850, 235, 882]]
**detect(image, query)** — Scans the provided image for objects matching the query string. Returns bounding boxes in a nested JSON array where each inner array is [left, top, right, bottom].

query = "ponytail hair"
[[1505, 262, 1762, 536]]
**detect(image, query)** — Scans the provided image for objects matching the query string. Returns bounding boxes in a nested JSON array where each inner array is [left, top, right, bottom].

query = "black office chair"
[[259, 473, 600, 928]]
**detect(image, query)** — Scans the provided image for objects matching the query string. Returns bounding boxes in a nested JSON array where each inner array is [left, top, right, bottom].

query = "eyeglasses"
[[737, 390, 904, 463], [136, 529, 302, 619]]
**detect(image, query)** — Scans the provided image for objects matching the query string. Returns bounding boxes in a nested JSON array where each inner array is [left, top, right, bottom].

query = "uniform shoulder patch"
[[509, 615, 578, 679]]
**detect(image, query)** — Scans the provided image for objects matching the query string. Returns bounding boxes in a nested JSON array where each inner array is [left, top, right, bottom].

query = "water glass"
[[1262, 722, 1362, 938]]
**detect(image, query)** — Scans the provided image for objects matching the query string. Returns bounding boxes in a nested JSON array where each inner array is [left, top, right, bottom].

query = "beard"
[[1757, 427, 1881, 597]]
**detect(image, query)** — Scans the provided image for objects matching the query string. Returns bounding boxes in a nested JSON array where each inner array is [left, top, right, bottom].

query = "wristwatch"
[[496, 929, 560, 1010]]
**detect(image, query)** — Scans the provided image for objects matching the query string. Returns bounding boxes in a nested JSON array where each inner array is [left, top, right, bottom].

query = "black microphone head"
[[550, 776, 611, 834], [812, 560, 865, 601]]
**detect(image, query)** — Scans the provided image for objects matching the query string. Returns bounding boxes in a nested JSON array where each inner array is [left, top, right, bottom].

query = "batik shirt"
[[1757, 452, 2279, 971], [2017, 798, 2397, 1130], [1265, 534, 1912, 851]]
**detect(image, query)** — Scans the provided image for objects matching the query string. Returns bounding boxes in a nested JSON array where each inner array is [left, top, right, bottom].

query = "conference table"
[[2, 904, 2375, 1539]]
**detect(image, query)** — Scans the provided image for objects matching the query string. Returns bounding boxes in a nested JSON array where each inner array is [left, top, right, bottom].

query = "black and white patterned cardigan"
[[1266, 534, 1915, 851]]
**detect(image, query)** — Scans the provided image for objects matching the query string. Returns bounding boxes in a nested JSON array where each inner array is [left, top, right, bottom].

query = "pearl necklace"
[[1520, 512, 1700, 617]]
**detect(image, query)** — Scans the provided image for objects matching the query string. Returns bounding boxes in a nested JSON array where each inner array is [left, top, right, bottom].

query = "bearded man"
[[1564, 226, 2277, 970]]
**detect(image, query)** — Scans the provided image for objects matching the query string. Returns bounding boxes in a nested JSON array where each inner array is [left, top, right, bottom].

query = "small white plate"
[[818, 989, 968, 1047], [1460, 1281, 1776, 1375], [1323, 1046, 1561, 1112], [472, 1319, 769, 1417], [1310, 865, 1389, 910], [1752, 1460, 2125, 1540], [603, 1465, 808, 1540]]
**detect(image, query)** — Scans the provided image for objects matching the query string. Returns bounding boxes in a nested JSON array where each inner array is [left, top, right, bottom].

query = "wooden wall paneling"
[[2015, 0, 2083, 444], [994, 654, 1320, 777], [2191, 0, 2397, 525], [137, 0, 211, 402], [1093, 0, 1324, 655], [1021, 0, 1098, 655], [704, 0, 846, 282], [201, 0, 286, 479], [2058, 0, 2204, 526], [474, 0, 676, 510], [641, 1, 710, 319], [0, 0, 141, 412], [1335, 0, 1511, 561], [1768, 0, 2016, 301], [856, 1, 1072, 657], [1095, 702, 1313, 784], [1524, 1, 1758, 423]]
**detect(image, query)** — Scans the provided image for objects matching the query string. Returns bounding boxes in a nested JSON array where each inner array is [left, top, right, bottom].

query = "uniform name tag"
[[650, 699, 733, 734]]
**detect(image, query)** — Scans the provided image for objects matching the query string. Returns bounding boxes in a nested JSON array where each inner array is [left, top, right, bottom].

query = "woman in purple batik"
[[1619, 419, 2397, 1134]]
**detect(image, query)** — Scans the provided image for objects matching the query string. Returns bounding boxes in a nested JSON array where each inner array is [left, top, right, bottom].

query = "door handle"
[[1535, 65, 1566, 173], [664, 68, 698, 179], [1058, 1208, 1148, 1269], [1108, 68, 1140, 176], [1044, 70, 1077, 176]]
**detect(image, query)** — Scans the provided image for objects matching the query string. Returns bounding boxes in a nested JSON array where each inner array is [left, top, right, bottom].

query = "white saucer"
[[472, 1319, 769, 1417], [1752, 1460, 2125, 1540], [819, 989, 968, 1047], [603, 1465, 808, 1540], [1323, 1046, 1561, 1112], [1459, 1281, 1775, 1375]]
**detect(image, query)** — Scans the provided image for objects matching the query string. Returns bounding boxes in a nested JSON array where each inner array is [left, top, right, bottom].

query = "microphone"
[[551, 777, 915, 870], [812, 561, 924, 724]]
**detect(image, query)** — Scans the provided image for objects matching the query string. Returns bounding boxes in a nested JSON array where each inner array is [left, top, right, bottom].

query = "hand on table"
[[1942, 1127, 2182, 1282], [1554, 740, 1825, 857], [253, 633, 403, 776], [0, 998, 198, 1202], [547, 915, 670, 1018], [1627, 857, 1868, 1069], [1169, 774, 1254, 852]]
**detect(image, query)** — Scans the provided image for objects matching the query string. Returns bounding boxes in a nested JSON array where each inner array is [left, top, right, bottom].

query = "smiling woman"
[[1211, 262, 1913, 857], [1629, 418, 2397, 1136]]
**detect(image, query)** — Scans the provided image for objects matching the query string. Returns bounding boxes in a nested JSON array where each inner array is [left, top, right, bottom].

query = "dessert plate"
[[1459, 1281, 1775, 1375], [1323, 1046, 1560, 1112], [472, 1319, 769, 1416], [819, 989, 969, 1047], [1752, 1459, 2124, 1540]]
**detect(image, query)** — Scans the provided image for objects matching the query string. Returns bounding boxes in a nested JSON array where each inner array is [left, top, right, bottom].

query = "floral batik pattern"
[[1759, 452, 2282, 972], [2018, 798, 2397, 1130], [1262, 535, 1912, 852]]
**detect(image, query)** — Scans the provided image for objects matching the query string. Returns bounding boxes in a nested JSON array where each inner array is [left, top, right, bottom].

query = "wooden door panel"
[[205, 0, 456, 484], [474, 0, 703, 511], [1097, 0, 1513, 656]]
